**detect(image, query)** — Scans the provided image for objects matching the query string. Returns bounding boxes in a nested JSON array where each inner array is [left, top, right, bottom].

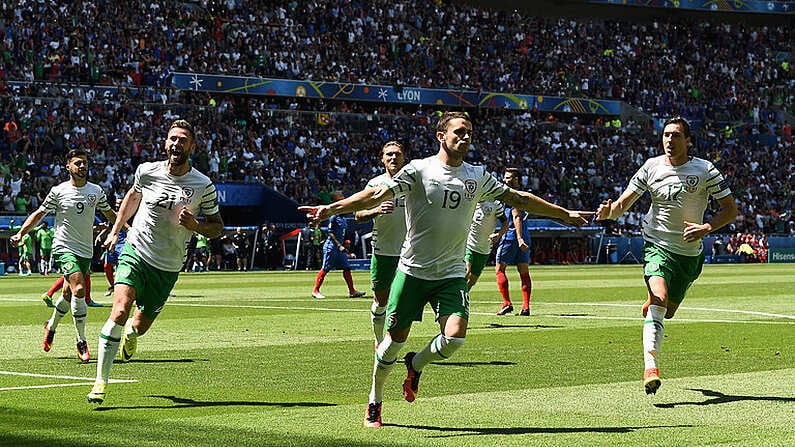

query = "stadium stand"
[[0, 1, 792, 268]]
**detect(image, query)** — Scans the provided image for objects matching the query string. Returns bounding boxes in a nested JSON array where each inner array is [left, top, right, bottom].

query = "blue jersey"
[[105, 230, 127, 264], [500, 205, 531, 242], [323, 215, 347, 252], [497, 205, 532, 265], [115, 230, 127, 254], [321, 215, 351, 271]]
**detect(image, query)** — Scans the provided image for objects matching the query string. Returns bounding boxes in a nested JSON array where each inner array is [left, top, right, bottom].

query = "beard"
[[70, 169, 87, 180], [169, 152, 189, 166]]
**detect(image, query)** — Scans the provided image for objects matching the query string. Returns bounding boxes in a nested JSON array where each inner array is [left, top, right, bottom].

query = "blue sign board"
[[171, 73, 621, 116], [585, 0, 792, 14]]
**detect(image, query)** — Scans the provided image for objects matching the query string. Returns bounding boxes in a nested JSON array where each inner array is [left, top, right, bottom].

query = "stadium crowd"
[[2, 93, 791, 237], [0, 0, 790, 122], [0, 1, 793, 252]]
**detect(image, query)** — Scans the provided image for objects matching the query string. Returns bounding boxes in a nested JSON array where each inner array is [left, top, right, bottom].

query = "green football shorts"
[[114, 243, 179, 320], [386, 270, 469, 332], [370, 254, 399, 292], [465, 249, 490, 278], [53, 251, 92, 277], [642, 242, 704, 304]]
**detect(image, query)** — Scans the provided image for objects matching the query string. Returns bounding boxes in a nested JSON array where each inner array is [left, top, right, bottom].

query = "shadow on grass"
[[385, 423, 695, 437], [93, 395, 337, 411], [430, 360, 517, 367], [476, 323, 565, 329], [55, 358, 208, 364], [654, 388, 795, 408], [115, 358, 209, 364]]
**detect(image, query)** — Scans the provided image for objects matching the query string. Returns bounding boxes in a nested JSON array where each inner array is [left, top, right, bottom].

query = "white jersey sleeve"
[[385, 156, 508, 280], [467, 200, 506, 254], [40, 181, 110, 259], [366, 173, 407, 257], [628, 155, 732, 256], [126, 162, 219, 272]]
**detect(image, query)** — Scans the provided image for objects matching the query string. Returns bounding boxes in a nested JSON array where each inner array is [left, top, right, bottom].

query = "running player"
[[87, 119, 223, 404], [595, 116, 738, 395]]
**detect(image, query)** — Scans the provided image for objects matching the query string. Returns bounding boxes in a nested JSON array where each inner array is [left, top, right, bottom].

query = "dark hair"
[[663, 116, 692, 139], [381, 140, 404, 155], [65, 148, 88, 162], [504, 167, 521, 176], [435, 111, 471, 133], [169, 119, 195, 140]]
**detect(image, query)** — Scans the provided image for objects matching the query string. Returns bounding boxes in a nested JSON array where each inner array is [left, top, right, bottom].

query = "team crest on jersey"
[[86, 194, 97, 205], [180, 187, 195, 204], [463, 179, 478, 200], [181, 187, 195, 199], [684, 175, 699, 193], [61, 262, 74, 273]]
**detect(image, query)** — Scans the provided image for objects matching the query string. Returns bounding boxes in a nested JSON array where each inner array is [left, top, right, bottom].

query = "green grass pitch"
[[0, 264, 793, 446]]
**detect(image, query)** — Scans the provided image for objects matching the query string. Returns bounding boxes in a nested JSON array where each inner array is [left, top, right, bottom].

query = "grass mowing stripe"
[[0, 264, 792, 447]]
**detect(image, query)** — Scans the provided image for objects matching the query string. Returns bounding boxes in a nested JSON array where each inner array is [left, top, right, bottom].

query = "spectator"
[[231, 227, 250, 271]]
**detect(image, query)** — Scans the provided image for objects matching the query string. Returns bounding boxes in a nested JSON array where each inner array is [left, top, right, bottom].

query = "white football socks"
[[71, 296, 87, 342], [96, 320, 123, 384], [47, 293, 70, 331], [643, 304, 666, 370], [413, 334, 465, 371], [369, 335, 404, 404], [370, 302, 387, 346]]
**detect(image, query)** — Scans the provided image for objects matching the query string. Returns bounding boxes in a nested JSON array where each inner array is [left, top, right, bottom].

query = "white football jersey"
[[40, 181, 111, 259], [467, 200, 506, 255], [127, 162, 219, 272], [365, 172, 407, 257], [385, 156, 508, 280], [628, 155, 732, 256]]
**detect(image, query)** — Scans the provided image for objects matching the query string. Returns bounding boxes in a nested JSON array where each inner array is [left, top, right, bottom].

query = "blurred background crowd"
[[0, 0, 792, 270]]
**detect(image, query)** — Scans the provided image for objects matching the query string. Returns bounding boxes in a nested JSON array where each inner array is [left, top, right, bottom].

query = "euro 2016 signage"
[[170, 73, 622, 116]]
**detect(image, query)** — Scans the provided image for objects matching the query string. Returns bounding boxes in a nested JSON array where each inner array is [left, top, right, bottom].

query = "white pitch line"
[[3, 298, 792, 322], [1, 383, 97, 391], [166, 302, 795, 324], [539, 314, 795, 325], [540, 301, 795, 320], [0, 370, 133, 381], [4, 296, 795, 320], [0, 370, 137, 392]]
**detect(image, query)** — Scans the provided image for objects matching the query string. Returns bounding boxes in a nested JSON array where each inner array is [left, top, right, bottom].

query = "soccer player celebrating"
[[300, 111, 592, 428], [355, 141, 407, 347], [595, 116, 738, 395], [10, 148, 118, 362], [494, 168, 534, 316], [87, 120, 223, 404]]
